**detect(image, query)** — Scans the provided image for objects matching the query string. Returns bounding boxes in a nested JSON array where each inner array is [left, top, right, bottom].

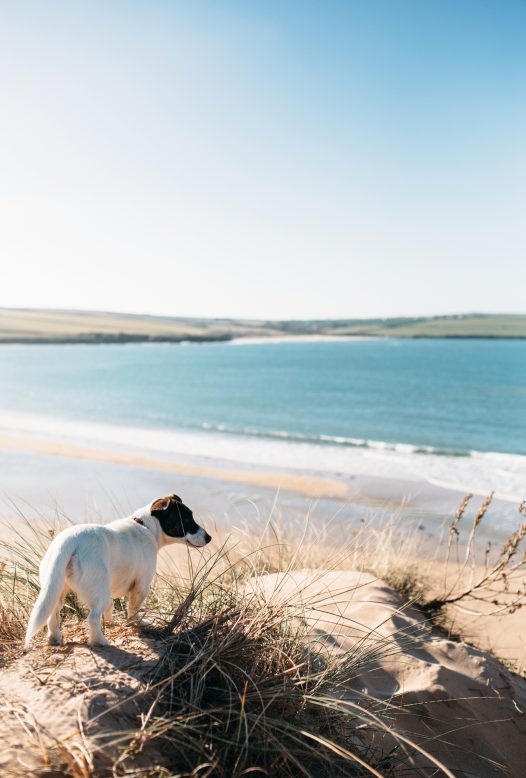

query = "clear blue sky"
[[1, 0, 524, 319]]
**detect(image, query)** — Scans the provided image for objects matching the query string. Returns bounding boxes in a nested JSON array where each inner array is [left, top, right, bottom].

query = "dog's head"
[[150, 494, 211, 547]]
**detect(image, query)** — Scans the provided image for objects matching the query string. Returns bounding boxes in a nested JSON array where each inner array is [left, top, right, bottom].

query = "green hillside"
[[325, 314, 526, 338]]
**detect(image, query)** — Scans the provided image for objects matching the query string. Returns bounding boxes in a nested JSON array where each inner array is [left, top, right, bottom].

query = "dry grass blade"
[[428, 494, 526, 618]]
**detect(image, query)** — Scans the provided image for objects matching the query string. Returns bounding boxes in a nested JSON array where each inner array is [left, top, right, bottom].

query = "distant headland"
[[0, 308, 525, 344]]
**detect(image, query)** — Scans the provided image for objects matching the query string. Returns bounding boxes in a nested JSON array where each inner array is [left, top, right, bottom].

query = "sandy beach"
[[229, 334, 379, 344], [0, 427, 510, 542]]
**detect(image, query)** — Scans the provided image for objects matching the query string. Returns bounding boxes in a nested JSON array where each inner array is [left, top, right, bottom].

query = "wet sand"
[[0, 430, 515, 547]]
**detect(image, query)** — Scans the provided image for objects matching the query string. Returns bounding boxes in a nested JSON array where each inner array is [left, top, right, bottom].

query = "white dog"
[[25, 494, 211, 648]]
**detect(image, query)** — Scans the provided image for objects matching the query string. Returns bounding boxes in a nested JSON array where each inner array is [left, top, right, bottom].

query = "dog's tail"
[[24, 539, 74, 648]]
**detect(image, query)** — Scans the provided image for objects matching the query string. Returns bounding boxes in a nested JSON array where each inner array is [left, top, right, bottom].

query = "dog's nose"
[[204, 532, 212, 544]]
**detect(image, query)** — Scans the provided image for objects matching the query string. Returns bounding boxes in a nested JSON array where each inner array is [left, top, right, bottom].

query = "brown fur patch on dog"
[[151, 494, 181, 513]]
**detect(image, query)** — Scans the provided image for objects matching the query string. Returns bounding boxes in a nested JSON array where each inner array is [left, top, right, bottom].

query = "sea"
[[0, 338, 524, 502]]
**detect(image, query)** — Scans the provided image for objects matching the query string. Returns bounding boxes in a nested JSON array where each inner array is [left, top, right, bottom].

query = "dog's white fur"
[[25, 501, 209, 648]]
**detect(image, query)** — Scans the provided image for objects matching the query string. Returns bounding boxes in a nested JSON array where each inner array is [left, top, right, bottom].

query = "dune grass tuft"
[[105, 539, 418, 778]]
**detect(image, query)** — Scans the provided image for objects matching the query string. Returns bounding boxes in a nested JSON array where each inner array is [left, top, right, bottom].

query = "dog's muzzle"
[[186, 529, 212, 547]]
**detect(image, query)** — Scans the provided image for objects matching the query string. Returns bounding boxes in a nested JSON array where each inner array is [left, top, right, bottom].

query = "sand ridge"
[[250, 570, 526, 777]]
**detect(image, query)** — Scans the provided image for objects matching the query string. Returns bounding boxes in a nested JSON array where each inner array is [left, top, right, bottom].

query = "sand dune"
[[2, 571, 525, 776]]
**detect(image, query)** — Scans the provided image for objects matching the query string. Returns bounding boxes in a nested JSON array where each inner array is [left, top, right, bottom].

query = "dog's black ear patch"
[[151, 495, 200, 538]]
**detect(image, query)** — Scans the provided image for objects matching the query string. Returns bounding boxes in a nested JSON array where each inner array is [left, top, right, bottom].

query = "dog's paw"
[[89, 636, 110, 647], [47, 631, 63, 646], [126, 616, 152, 629]]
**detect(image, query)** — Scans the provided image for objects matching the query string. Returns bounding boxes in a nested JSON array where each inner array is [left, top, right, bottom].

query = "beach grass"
[[1, 500, 526, 776], [0, 511, 443, 777]]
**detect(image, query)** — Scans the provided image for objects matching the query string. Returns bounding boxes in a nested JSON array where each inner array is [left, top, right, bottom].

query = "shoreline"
[[2, 334, 526, 345], [0, 408, 524, 504], [0, 426, 521, 547], [228, 334, 379, 344]]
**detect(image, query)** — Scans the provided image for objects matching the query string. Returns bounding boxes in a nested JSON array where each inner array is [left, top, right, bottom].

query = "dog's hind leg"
[[46, 590, 65, 645], [87, 598, 112, 646], [127, 583, 149, 624], [73, 564, 112, 646], [103, 601, 114, 627]]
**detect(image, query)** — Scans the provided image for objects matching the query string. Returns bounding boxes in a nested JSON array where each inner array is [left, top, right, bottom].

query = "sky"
[[0, 0, 525, 320]]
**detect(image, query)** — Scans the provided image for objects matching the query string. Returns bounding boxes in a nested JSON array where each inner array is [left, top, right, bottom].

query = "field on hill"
[[0, 308, 525, 343]]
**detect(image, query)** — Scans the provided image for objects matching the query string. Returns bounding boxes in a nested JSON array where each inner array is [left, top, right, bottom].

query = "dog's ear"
[[150, 494, 182, 513], [151, 496, 172, 514]]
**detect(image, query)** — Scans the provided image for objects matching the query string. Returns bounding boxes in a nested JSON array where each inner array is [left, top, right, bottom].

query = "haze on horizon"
[[1, 1, 525, 320]]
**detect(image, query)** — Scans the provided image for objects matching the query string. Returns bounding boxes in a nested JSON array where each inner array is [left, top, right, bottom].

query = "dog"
[[24, 494, 211, 648]]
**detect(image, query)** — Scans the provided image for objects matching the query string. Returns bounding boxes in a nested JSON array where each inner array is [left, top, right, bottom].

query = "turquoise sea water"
[[0, 339, 524, 455], [0, 339, 525, 501]]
